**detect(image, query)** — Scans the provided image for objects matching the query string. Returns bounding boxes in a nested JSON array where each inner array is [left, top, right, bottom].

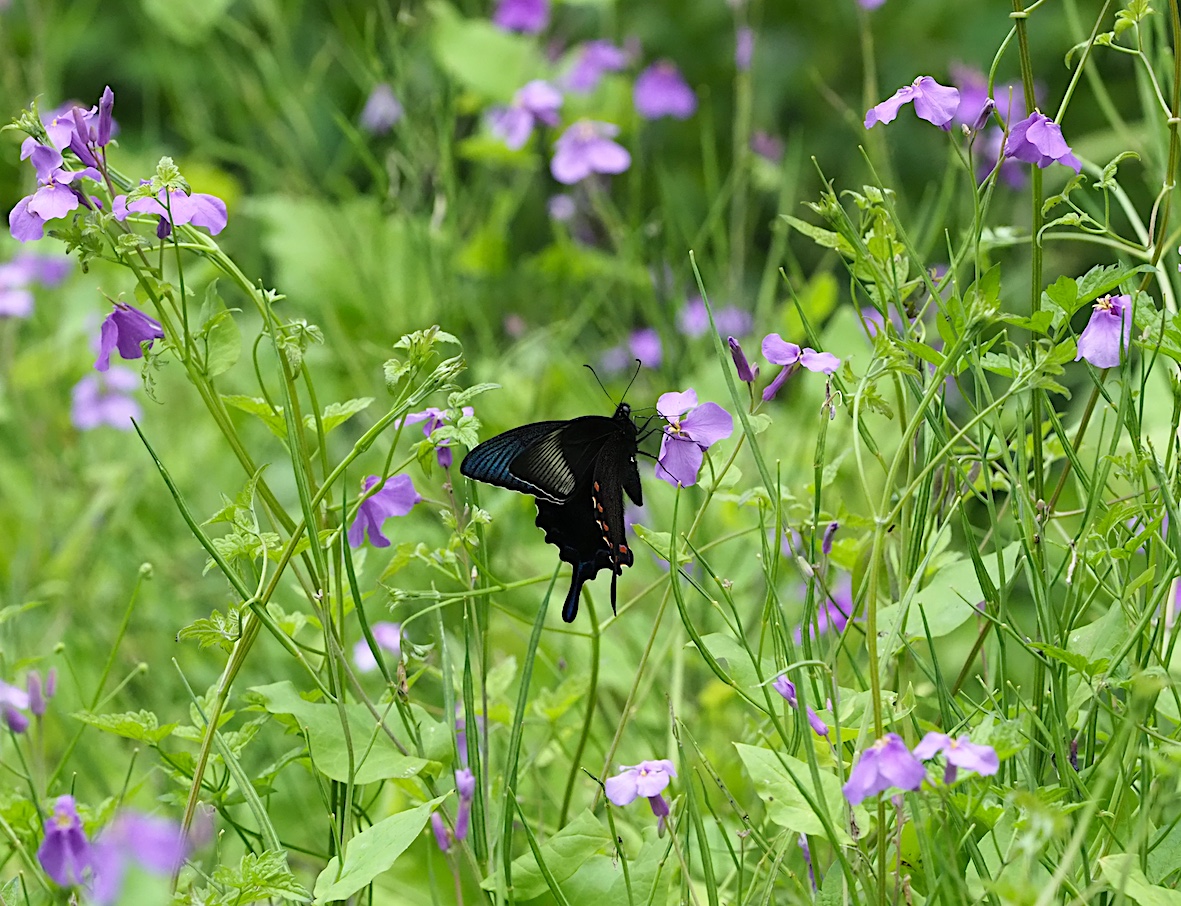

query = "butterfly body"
[[460, 403, 642, 622]]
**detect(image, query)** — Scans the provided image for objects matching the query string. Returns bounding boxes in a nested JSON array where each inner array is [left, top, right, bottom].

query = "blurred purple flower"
[[37, 796, 94, 888], [0, 681, 30, 732], [735, 27, 754, 71], [493, 0, 548, 33], [798, 834, 816, 890], [859, 0, 887, 8], [978, 127, 1027, 188], [865, 76, 959, 129], [606, 759, 676, 832], [360, 83, 404, 135], [634, 61, 697, 120], [402, 405, 474, 468], [822, 520, 839, 555], [488, 80, 562, 150], [113, 188, 228, 237], [678, 296, 752, 338], [94, 302, 164, 371], [430, 812, 451, 852], [565, 40, 629, 93], [353, 622, 402, 673], [27, 672, 45, 716], [842, 734, 926, 805], [1004, 112, 1081, 172], [600, 344, 631, 374], [630, 328, 662, 368], [349, 474, 421, 548], [771, 676, 829, 736], [1076, 294, 1132, 368], [550, 120, 631, 184], [913, 732, 999, 784], [89, 813, 188, 905], [548, 194, 577, 222], [951, 64, 1025, 126], [793, 574, 853, 643], [729, 337, 757, 383], [455, 768, 476, 841], [71, 371, 141, 431], [0, 251, 71, 317], [9, 146, 101, 242], [751, 131, 784, 161], [655, 389, 733, 487], [761, 333, 840, 401]]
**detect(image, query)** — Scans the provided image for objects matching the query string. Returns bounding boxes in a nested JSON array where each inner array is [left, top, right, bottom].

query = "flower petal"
[[761, 333, 801, 365], [681, 402, 733, 449]]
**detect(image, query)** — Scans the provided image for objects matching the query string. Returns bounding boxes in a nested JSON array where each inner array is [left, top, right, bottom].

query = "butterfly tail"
[[561, 560, 595, 623]]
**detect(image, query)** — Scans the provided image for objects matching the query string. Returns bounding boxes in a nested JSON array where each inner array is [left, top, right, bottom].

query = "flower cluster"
[[843, 731, 998, 805]]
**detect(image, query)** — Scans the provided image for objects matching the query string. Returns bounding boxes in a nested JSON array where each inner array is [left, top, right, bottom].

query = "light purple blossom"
[[735, 27, 754, 71], [1004, 112, 1081, 172], [729, 337, 757, 383], [864, 76, 960, 130], [353, 622, 402, 673], [0, 251, 71, 317], [0, 681, 30, 733], [655, 389, 733, 487], [761, 334, 841, 401], [859, 0, 887, 8], [1076, 294, 1132, 369], [37, 796, 94, 888], [401, 405, 474, 469], [794, 574, 853, 643], [488, 80, 563, 151], [89, 813, 188, 906], [71, 371, 142, 431], [348, 474, 421, 548], [94, 302, 164, 371], [565, 40, 629, 93], [360, 83, 404, 135], [634, 62, 697, 120], [842, 733, 926, 805], [630, 328, 662, 368], [799, 833, 816, 891], [771, 676, 829, 737], [113, 188, 228, 237], [912, 732, 999, 784], [605, 759, 676, 831], [9, 145, 101, 242], [751, 131, 784, 162], [454, 769, 476, 841], [429, 812, 451, 852], [678, 296, 753, 338], [492, 0, 548, 33], [550, 120, 631, 184]]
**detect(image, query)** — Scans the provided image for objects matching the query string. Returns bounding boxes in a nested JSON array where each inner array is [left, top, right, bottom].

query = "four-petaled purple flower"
[[488, 80, 563, 151], [912, 732, 999, 784], [655, 389, 734, 487], [0, 251, 71, 318], [1076, 294, 1132, 369], [9, 144, 102, 243], [634, 61, 697, 120], [492, 0, 548, 33], [71, 371, 142, 431], [360, 83, 404, 135], [842, 733, 926, 805], [1004, 112, 1081, 173], [37, 796, 94, 889], [605, 759, 676, 832], [761, 334, 841, 402], [348, 474, 421, 548], [402, 405, 474, 469], [89, 813, 188, 906], [0, 681, 30, 733], [454, 768, 476, 842], [565, 40, 630, 93], [771, 676, 829, 737], [550, 120, 631, 184], [113, 188, 228, 238], [353, 622, 402, 673], [94, 302, 165, 372], [865, 76, 960, 130]]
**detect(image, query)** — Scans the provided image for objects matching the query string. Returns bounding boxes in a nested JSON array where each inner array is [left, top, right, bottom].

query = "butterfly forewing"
[[459, 420, 566, 499]]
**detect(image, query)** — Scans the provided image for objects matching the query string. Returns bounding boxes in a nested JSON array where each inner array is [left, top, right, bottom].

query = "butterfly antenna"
[[622, 359, 642, 401], [583, 363, 615, 404]]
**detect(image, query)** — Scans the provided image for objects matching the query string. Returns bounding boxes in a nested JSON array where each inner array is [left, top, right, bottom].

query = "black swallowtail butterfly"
[[460, 402, 642, 623]]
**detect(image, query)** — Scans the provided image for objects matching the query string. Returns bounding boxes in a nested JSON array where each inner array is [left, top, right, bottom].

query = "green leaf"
[[223, 395, 287, 438], [249, 681, 432, 783], [449, 382, 501, 408], [203, 850, 309, 905], [480, 810, 610, 899], [312, 798, 446, 903], [197, 283, 242, 378], [632, 524, 693, 564], [781, 215, 851, 255], [735, 744, 863, 843], [72, 710, 177, 744], [429, 1, 546, 102], [1100, 854, 1181, 906], [178, 608, 242, 652], [306, 398, 373, 434]]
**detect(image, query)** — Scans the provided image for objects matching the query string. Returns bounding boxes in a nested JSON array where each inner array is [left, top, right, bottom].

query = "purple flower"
[[360, 83, 404, 135], [0, 281, 35, 319], [488, 80, 563, 151], [548, 194, 577, 222], [27, 671, 47, 717], [429, 812, 451, 852], [94, 302, 165, 371], [771, 676, 829, 737], [821, 520, 839, 555], [864, 76, 960, 130], [113, 188, 228, 237], [655, 389, 734, 487], [634, 62, 697, 120], [678, 296, 753, 338], [348, 474, 421, 548], [793, 574, 853, 643], [859, 0, 887, 8], [842, 734, 926, 805], [37, 796, 94, 888], [798, 833, 816, 891], [71, 371, 142, 431], [735, 27, 754, 71], [979, 127, 1027, 188], [492, 0, 548, 33], [761, 334, 841, 401], [550, 120, 631, 184], [353, 622, 402, 673], [1076, 294, 1132, 369], [912, 732, 999, 784], [454, 768, 476, 842], [565, 40, 629, 93], [605, 759, 676, 831], [89, 813, 188, 905], [0, 251, 69, 317], [96, 86, 115, 148], [729, 337, 757, 383], [1004, 112, 1081, 173], [630, 328, 662, 368], [401, 405, 474, 468], [0, 681, 30, 733], [9, 146, 101, 242], [751, 131, 784, 162]]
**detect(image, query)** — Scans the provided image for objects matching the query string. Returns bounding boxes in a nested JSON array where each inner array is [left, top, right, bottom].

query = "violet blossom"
[[864, 76, 960, 130], [488, 80, 562, 151], [1075, 294, 1132, 368], [605, 759, 676, 832], [113, 188, 228, 237], [94, 302, 165, 371], [454, 769, 476, 842], [565, 40, 629, 93], [761, 333, 841, 401], [771, 676, 829, 737], [0, 250, 71, 318], [912, 732, 999, 784], [630, 328, 662, 368], [71, 371, 141, 431], [735, 27, 754, 71], [360, 83, 404, 135], [859, 0, 887, 8], [37, 796, 94, 889], [842, 733, 926, 805], [655, 389, 733, 487], [729, 337, 757, 383], [353, 622, 402, 673], [678, 296, 753, 338], [793, 574, 853, 643], [430, 812, 451, 852], [821, 520, 839, 555], [751, 131, 785, 162], [0, 681, 30, 733], [89, 813, 188, 905], [492, 0, 548, 33], [550, 120, 631, 184], [9, 145, 101, 242], [401, 405, 475, 468], [634, 62, 697, 120], [1004, 112, 1081, 172], [348, 474, 421, 548]]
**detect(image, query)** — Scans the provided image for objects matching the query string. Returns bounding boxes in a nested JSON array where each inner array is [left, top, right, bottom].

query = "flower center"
[[1094, 295, 1115, 313]]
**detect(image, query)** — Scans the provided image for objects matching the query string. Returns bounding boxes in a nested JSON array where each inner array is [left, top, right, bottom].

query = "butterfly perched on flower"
[[460, 402, 642, 622]]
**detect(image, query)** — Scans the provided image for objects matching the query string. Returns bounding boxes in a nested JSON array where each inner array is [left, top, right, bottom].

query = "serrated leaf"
[[73, 710, 177, 744], [449, 382, 500, 408], [206, 850, 309, 904], [480, 810, 610, 899], [178, 609, 242, 652]]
